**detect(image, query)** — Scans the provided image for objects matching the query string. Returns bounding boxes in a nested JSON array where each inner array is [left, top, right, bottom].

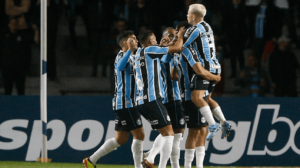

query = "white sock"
[[158, 136, 174, 168], [195, 146, 205, 168], [132, 139, 144, 168], [184, 149, 195, 168], [89, 138, 120, 164], [170, 133, 182, 168], [212, 106, 226, 125], [146, 134, 164, 163], [199, 106, 216, 126]]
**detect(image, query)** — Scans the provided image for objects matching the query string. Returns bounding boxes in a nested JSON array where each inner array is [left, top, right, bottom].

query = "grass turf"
[[0, 161, 179, 168]]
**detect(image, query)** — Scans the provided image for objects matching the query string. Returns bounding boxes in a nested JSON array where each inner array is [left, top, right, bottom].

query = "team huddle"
[[83, 4, 232, 168]]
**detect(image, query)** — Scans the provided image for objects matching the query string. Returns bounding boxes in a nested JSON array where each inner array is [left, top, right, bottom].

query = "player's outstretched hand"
[[160, 36, 170, 46], [127, 37, 137, 52], [178, 27, 187, 38]]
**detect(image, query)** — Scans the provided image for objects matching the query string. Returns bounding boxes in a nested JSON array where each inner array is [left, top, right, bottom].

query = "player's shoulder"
[[184, 26, 199, 38], [145, 45, 167, 52], [115, 50, 124, 61]]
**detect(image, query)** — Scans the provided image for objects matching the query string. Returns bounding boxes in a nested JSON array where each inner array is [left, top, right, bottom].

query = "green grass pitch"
[[0, 161, 218, 168], [0, 161, 173, 168]]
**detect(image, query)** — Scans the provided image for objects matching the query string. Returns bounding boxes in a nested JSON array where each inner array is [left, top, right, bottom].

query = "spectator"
[[234, 54, 269, 97], [5, 0, 31, 30], [252, 0, 282, 63], [222, 0, 247, 78], [65, 0, 90, 48], [0, 17, 39, 95], [274, 0, 298, 46], [245, 0, 261, 45], [268, 36, 300, 97]]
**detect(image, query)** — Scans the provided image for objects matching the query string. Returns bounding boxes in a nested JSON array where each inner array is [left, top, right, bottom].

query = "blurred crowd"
[[0, 0, 299, 97]]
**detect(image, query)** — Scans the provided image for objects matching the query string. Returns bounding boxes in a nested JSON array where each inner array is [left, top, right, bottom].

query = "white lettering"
[[0, 119, 28, 150], [68, 120, 104, 150], [210, 121, 251, 164]]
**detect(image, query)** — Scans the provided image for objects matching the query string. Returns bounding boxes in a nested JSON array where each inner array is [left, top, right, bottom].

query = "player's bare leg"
[[207, 93, 231, 139], [195, 127, 208, 168], [191, 90, 221, 141]]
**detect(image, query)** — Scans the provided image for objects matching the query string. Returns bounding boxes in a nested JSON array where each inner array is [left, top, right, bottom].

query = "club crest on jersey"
[[201, 117, 206, 123], [143, 95, 147, 100], [136, 119, 142, 125], [180, 118, 185, 125]]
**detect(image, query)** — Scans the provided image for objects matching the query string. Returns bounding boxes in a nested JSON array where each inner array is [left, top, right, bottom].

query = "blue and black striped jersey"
[[133, 45, 171, 105], [161, 57, 181, 104], [183, 21, 221, 74], [112, 50, 136, 110]]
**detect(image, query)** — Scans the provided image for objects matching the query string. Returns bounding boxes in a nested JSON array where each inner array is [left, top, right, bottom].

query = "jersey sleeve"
[[181, 47, 201, 67], [145, 46, 169, 59], [116, 50, 132, 71], [183, 26, 200, 48]]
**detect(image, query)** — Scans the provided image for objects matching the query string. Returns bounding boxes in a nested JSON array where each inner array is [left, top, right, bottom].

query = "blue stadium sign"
[[0, 96, 299, 166]]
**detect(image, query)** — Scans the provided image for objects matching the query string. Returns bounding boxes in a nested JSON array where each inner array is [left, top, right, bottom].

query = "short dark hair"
[[116, 30, 134, 47], [138, 29, 153, 45], [176, 21, 192, 30]]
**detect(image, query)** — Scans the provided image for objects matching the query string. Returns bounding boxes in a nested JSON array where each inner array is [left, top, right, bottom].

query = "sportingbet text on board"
[[0, 96, 299, 166]]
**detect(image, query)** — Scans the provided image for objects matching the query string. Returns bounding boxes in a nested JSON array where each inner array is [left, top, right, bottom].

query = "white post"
[[40, 0, 47, 162]]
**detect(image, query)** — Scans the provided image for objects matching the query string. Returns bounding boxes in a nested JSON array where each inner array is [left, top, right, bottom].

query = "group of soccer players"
[[83, 3, 232, 168]]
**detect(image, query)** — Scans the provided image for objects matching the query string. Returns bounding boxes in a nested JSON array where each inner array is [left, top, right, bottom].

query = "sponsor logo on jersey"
[[203, 80, 209, 84], [115, 119, 119, 124], [149, 120, 159, 125], [185, 116, 189, 121], [121, 120, 127, 126]]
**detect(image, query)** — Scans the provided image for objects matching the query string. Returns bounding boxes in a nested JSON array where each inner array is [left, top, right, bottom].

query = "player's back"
[[184, 21, 221, 74]]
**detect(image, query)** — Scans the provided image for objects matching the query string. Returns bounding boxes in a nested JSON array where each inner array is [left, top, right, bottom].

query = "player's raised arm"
[[167, 27, 186, 53], [116, 32, 138, 71]]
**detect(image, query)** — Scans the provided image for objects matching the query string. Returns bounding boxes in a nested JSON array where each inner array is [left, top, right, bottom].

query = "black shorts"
[[182, 100, 208, 128], [114, 107, 143, 132], [137, 100, 171, 130], [190, 74, 216, 93], [164, 100, 185, 129]]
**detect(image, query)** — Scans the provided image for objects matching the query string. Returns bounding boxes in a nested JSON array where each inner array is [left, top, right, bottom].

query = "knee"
[[116, 137, 128, 146], [115, 133, 129, 145], [189, 129, 200, 138], [133, 130, 145, 141], [159, 125, 174, 136]]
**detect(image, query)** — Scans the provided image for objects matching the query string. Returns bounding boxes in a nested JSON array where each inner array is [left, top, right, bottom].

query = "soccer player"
[[133, 27, 186, 168], [184, 4, 231, 141], [172, 21, 219, 168], [83, 31, 144, 168], [142, 27, 185, 168]]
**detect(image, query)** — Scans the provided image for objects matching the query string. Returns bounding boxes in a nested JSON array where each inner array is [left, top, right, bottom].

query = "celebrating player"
[[133, 27, 185, 168], [83, 31, 144, 168], [184, 4, 231, 141]]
